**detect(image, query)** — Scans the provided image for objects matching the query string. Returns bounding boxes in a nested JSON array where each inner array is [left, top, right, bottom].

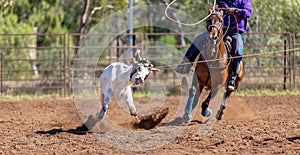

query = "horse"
[[194, 8, 244, 120]]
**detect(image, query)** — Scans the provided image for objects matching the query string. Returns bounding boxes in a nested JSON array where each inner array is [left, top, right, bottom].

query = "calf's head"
[[130, 51, 159, 85]]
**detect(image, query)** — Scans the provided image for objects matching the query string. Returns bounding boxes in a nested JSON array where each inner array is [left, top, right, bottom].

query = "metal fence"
[[0, 32, 299, 97], [0, 34, 67, 96]]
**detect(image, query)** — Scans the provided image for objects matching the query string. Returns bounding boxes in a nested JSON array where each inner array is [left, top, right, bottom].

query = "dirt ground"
[[0, 94, 299, 154]]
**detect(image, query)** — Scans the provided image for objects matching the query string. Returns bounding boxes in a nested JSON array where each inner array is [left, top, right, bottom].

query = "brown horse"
[[194, 8, 244, 120]]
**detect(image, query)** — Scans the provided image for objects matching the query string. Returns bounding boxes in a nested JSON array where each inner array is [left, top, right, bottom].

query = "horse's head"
[[130, 50, 159, 85], [204, 8, 228, 62], [206, 8, 224, 40]]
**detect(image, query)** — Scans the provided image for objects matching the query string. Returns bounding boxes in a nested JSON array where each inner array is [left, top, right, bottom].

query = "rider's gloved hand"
[[225, 8, 238, 14]]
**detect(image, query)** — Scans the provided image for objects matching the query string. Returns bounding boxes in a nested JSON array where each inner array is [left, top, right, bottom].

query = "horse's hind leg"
[[216, 62, 244, 120], [216, 90, 233, 120]]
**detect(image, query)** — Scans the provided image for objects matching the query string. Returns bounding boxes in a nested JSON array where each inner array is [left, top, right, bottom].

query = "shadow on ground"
[[36, 124, 90, 135]]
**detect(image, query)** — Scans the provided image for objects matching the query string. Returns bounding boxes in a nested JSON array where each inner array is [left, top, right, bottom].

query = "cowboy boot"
[[173, 57, 192, 74]]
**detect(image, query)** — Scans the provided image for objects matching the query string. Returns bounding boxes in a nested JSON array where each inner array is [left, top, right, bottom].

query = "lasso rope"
[[164, 0, 217, 26], [155, 47, 300, 70]]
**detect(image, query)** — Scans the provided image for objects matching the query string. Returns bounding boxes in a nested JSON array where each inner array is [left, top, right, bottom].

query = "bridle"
[[206, 9, 224, 40]]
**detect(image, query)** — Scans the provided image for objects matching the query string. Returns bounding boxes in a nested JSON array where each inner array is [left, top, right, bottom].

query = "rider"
[[174, 0, 253, 122]]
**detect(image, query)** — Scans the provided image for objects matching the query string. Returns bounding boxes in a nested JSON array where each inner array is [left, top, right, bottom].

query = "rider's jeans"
[[184, 32, 208, 62], [227, 32, 243, 80]]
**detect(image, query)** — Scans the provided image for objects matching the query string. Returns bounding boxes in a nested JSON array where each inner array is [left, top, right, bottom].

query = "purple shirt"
[[217, 0, 253, 33]]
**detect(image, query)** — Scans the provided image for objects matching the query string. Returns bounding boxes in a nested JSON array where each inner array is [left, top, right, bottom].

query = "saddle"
[[223, 36, 235, 81], [224, 36, 232, 56]]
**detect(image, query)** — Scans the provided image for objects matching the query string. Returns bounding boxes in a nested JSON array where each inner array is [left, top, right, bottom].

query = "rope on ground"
[[155, 47, 300, 70]]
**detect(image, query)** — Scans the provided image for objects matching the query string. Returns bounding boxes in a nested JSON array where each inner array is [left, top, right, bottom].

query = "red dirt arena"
[[0, 94, 299, 154]]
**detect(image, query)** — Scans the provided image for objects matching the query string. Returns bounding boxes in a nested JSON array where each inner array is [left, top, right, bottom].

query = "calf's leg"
[[99, 88, 110, 119], [122, 86, 137, 116]]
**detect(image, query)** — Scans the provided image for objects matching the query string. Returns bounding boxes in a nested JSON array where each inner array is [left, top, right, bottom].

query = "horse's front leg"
[[182, 84, 203, 123], [201, 91, 213, 117], [182, 73, 203, 124], [201, 86, 221, 117], [216, 90, 233, 120]]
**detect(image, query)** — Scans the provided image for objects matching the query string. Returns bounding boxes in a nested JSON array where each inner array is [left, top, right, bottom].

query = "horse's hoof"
[[98, 107, 107, 120], [98, 111, 105, 120], [216, 109, 224, 120], [216, 105, 225, 120], [201, 108, 212, 117], [181, 113, 192, 124]]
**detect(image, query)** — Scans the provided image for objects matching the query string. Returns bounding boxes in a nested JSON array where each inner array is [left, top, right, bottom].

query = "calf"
[[98, 51, 158, 119]]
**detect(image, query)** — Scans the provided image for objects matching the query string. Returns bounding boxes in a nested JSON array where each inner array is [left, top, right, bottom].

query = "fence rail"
[[0, 32, 299, 96]]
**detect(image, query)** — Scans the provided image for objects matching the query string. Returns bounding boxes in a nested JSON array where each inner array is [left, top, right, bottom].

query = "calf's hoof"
[[130, 111, 137, 116]]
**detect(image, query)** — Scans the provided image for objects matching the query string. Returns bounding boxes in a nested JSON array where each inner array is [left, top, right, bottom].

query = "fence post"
[[292, 32, 296, 90], [288, 32, 296, 90], [63, 33, 67, 97], [67, 34, 71, 96], [288, 33, 293, 90], [0, 52, 2, 96], [283, 39, 287, 90], [295, 31, 300, 89]]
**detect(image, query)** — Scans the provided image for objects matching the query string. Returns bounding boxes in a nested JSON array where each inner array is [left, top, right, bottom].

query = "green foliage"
[[249, 0, 300, 32], [0, 0, 68, 79], [1, 0, 299, 41], [0, 5, 34, 78], [158, 35, 177, 45], [175, 0, 210, 22], [0, 0, 14, 9]]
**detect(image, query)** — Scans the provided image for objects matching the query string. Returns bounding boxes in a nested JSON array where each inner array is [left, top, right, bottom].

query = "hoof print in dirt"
[[134, 107, 169, 130]]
